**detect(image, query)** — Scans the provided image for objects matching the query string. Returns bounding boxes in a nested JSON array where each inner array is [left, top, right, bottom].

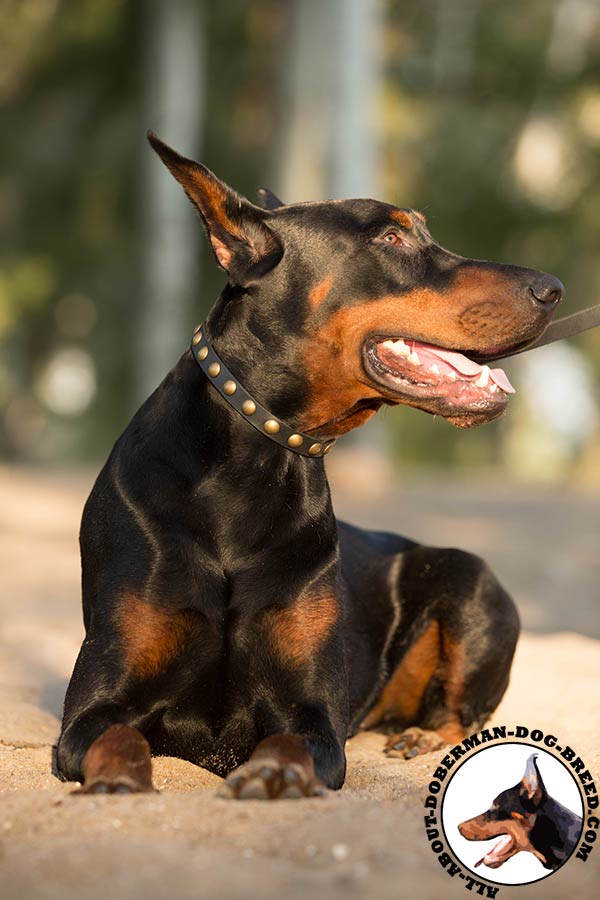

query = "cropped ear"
[[520, 754, 546, 808], [257, 187, 285, 210], [147, 131, 282, 285]]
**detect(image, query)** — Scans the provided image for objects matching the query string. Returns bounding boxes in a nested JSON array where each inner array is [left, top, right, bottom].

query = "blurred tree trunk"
[[328, 0, 385, 456], [274, 0, 332, 201], [431, 0, 478, 92], [545, 0, 599, 78], [275, 0, 386, 459], [328, 0, 378, 198], [275, 0, 378, 201], [136, 0, 206, 403]]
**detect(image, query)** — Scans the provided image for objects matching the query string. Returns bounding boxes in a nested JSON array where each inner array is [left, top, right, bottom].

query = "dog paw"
[[74, 776, 155, 795], [217, 757, 327, 800], [75, 724, 156, 794], [384, 727, 446, 760]]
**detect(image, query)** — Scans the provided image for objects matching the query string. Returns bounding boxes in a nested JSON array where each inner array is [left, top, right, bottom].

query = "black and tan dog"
[[459, 754, 582, 870], [56, 133, 563, 798]]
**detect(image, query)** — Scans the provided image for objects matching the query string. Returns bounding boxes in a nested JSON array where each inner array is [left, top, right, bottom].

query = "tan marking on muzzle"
[[299, 265, 538, 434]]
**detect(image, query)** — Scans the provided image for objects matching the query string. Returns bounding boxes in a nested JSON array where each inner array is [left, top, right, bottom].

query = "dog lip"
[[470, 336, 538, 363], [365, 331, 525, 361]]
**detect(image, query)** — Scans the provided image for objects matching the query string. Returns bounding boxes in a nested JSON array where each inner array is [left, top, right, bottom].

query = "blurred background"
[[1, 9, 599, 893], [2, 0, 600, 484]]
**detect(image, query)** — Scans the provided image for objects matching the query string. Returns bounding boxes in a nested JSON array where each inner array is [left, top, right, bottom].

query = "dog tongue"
[[474, 833, 513, 868], [419, 344, 516, 394], [486, 367, 515, 394], [425, 347, 483, 376]]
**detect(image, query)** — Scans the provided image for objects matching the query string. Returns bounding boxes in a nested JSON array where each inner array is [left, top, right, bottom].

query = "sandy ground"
[[1, 463, 599, 900]]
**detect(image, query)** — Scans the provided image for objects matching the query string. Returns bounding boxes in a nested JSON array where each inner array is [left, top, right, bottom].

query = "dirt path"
[[1, 465, 598, 899]]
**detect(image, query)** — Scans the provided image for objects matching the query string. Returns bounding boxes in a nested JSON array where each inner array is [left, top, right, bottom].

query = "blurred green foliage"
[[382, 0, 600, 468], [1, 0, 599, 473]]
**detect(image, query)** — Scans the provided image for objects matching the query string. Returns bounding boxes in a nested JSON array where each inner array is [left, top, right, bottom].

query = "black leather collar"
[[191, 325, 335, 458]]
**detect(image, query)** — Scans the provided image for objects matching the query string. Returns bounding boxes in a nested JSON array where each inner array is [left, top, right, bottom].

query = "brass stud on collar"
[[191, 329, 332, 459], [264, 419, 280, 435]]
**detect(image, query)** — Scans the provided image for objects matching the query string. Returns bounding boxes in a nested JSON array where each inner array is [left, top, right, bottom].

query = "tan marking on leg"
[[362, 620, 440, 728], [265, 595, 339, 668], [438, 629, 466, 740], [308, 274, 334, 308], [118, 595, 198, 679], [366, 606, 475, 757], [435, 720, 466, 743], [363, 624, 468, 735]]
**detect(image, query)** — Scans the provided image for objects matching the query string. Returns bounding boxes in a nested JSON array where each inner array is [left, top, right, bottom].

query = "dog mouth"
[[363, 336, 516, 428], [473, 833, 516, 869]]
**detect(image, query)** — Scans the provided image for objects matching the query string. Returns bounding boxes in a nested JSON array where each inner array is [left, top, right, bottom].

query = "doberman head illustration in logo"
[[458, 754, 582, 870]]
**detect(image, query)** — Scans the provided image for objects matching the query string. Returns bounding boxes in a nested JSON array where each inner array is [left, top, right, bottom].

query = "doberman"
[[458, 754, 582, 870], [56, 132, 563, 798]]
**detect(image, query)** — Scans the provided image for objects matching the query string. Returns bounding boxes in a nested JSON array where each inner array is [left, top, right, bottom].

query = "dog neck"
[[191, 323, 335, 459], [168, 349, 337, 568], [529, 799, 582, 869]]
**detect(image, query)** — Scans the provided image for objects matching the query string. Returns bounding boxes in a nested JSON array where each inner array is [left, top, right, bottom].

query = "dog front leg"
[[219, 591, 349, 799]]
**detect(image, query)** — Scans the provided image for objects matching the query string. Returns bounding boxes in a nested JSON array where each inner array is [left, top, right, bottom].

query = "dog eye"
[[382, 231, 402, 245]]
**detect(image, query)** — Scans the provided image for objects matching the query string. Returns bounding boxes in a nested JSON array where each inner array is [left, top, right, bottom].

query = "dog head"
[[148, 133, 563, 438], [458, 754, 550, 869]]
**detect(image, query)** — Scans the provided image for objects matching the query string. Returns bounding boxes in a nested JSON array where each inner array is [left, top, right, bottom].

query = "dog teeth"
[[394, 339, 410, 357], [490, 384, 498, 394], [409, 351, 420, 365], [430, 364, 440, 375], [383, 339, 411, 358], [448, 371, 457, 381], [475, 365, 490, 388]]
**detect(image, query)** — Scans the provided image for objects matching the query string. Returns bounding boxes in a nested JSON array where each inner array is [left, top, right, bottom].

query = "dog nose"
[[529, 274, 563, 308]]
